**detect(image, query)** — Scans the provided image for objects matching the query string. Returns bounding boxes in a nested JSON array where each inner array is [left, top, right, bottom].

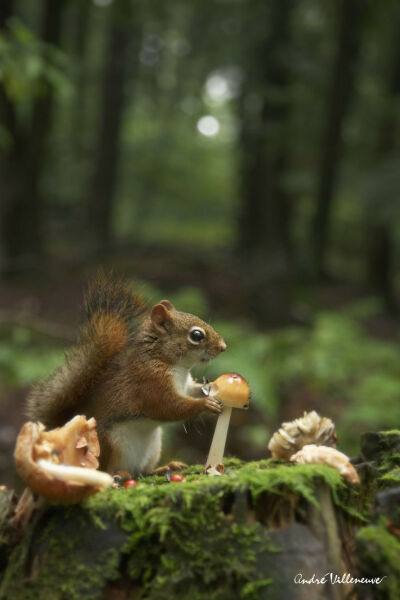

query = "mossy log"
[[0, 457, 368, 600]]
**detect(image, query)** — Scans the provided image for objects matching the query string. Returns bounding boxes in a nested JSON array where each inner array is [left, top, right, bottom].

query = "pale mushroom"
[[14, 415, 113, 505], [290, 444, 360, 484], [204, 373, 250, 475], [268, 411, 337, 460]]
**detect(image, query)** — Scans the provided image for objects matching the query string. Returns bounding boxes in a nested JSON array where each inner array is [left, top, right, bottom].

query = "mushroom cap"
[[14, 416, 112, 504], [267, 411, 337, 460], [290, 444, 360, 485], [211, 373, 250, 408]]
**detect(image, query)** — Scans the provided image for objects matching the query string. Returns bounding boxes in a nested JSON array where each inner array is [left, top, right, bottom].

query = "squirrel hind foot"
[[112, 470, 133, 481]]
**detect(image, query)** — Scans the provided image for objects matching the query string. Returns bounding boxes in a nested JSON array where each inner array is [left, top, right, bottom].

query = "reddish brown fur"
[[26, 274, 226, 472]]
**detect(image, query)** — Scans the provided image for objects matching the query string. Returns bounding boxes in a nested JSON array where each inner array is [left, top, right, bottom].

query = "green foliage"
[[0, 325, 64, 387], [0, 18, 71, 125], [169, 286, 210, 317], [127, 281, 210, 317], [115, 107, 237, 246], [3, 283, 399, 459], [195, 303, 400, 455]]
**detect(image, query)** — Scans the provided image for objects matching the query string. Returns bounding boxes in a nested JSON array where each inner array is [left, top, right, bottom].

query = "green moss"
[[119, 486, 277, 599], [0, 459, 362, 600], [0, 504, 124, 600], [241, 578, 274, 597], [361, 430, 400, 490], [377, 443, 400, 489], [380, 467, 400, 486], [356, 518, 400, 599]]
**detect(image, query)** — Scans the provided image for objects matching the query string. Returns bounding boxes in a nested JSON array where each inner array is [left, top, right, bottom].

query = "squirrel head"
[[142, 300, 226, 368]]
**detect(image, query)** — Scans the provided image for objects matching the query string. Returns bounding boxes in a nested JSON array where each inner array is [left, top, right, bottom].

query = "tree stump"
[[0, 431, 399, 600]]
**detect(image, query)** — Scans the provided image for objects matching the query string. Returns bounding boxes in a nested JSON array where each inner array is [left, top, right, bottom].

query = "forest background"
[[1, 0, 400, 487]]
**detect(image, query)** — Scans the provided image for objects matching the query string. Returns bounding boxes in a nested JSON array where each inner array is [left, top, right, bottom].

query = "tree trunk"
[[24, 0, 66, 258], [238, 0, 292, 263], [86, 1, 132, 251], [367, 225, 396, 313], [70, 0, 91, 152], [312, 0, 362, 279], [0, 0, 24, 272], [3, 428, 398, 599], [0, 459, 362, 600], [0, 0, 65, 274], [237, 0, 293, 324], [366, 12, 400, 313]]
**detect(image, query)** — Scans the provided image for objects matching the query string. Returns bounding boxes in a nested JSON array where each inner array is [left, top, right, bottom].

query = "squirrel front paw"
[[204, 397, 223, 414]]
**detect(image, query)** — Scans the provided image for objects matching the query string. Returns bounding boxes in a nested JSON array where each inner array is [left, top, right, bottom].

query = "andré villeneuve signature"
[[294, 573, 387, 585]]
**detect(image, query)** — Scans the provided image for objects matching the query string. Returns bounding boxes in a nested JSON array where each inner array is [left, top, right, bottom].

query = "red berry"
[[170, 473, 186, 483], [124, 479, 138, 489]]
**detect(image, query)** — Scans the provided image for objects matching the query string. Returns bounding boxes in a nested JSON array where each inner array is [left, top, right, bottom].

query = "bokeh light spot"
[[197, 115, 220, 137]]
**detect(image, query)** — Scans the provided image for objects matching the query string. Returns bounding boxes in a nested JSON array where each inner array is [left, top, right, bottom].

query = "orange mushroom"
[[204, 373, 250, 475], [14, 415, 113, 505]]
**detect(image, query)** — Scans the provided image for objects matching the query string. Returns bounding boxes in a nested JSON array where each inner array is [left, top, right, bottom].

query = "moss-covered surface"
[[352, 430, 400, 599], [0, 490, 15, 575], [355, 518, 400, 599], [361, 430, 400, 488], [0, 458, 364, 600]]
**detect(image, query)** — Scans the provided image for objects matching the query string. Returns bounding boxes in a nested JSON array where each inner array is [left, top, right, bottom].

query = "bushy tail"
[[26, 273, 147, 428]]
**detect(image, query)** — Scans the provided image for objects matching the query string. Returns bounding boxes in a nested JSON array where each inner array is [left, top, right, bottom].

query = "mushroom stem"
[[37, 459, 113, 489], [206, 406, 232, 471]]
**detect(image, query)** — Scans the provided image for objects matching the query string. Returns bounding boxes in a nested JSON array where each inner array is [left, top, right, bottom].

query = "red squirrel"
[[26, 274, 226, 475]]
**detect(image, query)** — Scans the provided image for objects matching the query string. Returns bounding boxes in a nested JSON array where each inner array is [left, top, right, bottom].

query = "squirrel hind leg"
[[113, 470, 133, 481]]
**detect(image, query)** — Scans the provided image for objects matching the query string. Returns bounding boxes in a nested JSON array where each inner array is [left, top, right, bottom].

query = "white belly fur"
[[171, 365, 193, 394], [108, 419, 162, 474], [108, 366, 192, 474]]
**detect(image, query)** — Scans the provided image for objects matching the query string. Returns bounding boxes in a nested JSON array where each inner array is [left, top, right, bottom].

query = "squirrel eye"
[[188, 327, 205, 344]]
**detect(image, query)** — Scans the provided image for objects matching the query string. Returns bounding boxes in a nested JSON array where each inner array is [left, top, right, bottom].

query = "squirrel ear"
[[151, 303, 173, 330], [159, 299, 175, 311]]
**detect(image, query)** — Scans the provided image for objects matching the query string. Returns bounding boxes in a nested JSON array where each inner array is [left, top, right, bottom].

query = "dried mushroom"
[[268, 410, 336, 460], [14, 415, 113, 504], [290, 444, 360, 484]]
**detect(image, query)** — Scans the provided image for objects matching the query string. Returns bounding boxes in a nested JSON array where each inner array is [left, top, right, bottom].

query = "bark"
[[236, 0, 294, 325], [0, 0, 65, 273], [0, 0, 23, 271], [0, 0, 13, 25], [312, 0, 362, 279], [238, 0, 293, 265], [86, 1, 132, 251], [367, 225, 396, 313], [24, 0, 66, 257], [366, 13, 400, 313], [70, 0, 91, 151]]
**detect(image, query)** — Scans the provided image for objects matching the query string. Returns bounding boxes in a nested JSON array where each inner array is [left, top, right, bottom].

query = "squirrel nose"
[[219, 340, 227, 353]]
